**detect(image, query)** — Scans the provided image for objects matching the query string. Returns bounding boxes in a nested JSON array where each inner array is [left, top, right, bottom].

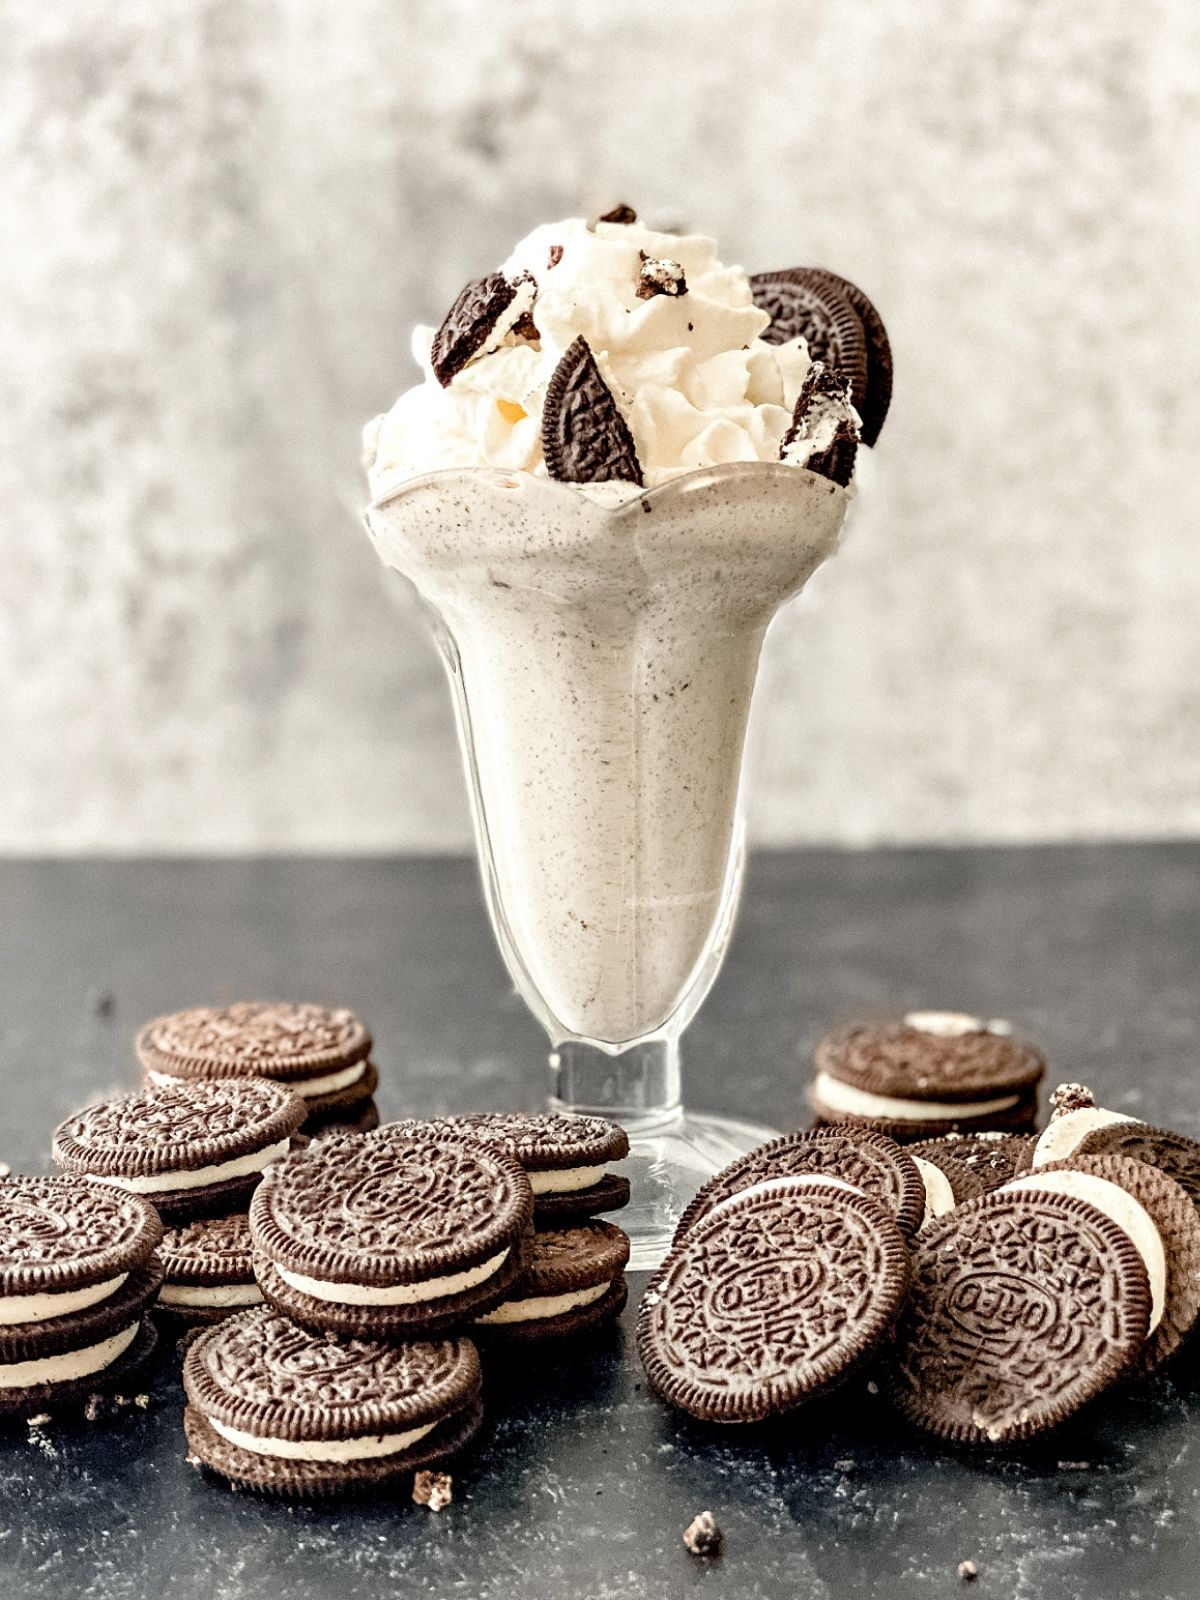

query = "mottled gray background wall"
[[3, 0, 1198, 853]]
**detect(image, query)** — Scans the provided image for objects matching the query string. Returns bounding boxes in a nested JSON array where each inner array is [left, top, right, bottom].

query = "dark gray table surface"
[[2, 845, 1199, 1600]]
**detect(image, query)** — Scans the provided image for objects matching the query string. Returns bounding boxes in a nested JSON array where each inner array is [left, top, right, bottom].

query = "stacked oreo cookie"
[[810, 1011, 1045, 1141], [640, 1087, 1200, 1446], [136, 1002, 381, 1139]]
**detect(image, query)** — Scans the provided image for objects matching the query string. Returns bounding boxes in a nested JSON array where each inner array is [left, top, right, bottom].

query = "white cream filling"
[[276, 1247, 509, 1306], [528, 1164, 607, 1195], [0, 1273, 127, 1326], [913, 1157, 957, 1227], [813, 1071, 1020, 1123], [159, 1281, 263, 1309], [91, 1138, 290, 1195], [149, 1062, 367, 1099], [210, 1415, 436, 1462], [1031, 1107, 1141, 1168], [1005, 1171, 1166, 1334], [476, 1280, 611, 1325], [0, 1321, 139, 1389]]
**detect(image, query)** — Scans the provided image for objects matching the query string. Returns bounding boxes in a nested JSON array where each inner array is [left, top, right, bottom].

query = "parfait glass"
[[366, 461, 851, 1267]]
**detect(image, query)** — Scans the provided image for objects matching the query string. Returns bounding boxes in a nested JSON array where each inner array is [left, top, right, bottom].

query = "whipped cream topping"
[[365, 216, 830, 497]]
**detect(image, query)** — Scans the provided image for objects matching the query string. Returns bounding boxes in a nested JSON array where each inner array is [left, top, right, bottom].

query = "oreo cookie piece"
[[0, 1175, 163, 1416], [475, 1221, 629, 1342], [811, 1012, 1044, 1142], [136, 1001, 378, 1126], [912, 1152, 984, 1225], [672, 1126, 925, 1246], [430, 271, 537, 387], [542, 337, 644, 487], [779, 363, 860, 486], [156, 1213, 262, 1327], [804, 269, 893, 446], [250, 1127, 533, 1337], [909, 1132, 1035, 1194], [184, 1307, 482, 1498], [750, 271, 870, 407], [884, 1189, 1151, 1445], [52, 1080, 305, 1223], [1004, 1154, 1200, 1377], [639, 1176, 911, 1423], [594, 203, 638, 225], [389, 1112, 631, 1223]]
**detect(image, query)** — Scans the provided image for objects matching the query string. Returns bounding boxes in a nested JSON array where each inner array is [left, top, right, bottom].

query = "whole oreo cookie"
[[542, 337, 644, 486], [184, 1306, 482, 1498], [639, 1176, 911, 1424], [390, 1112, 630, 1224], [884, 1189, 1151, 1445], [672, 1126, 925, 1246], [909, 1132, 1035, 1194], [0, 1176, 163, 1417], [475, 1220, 629, 1342], [1071, 1123, 1200, 1213], [430, 271, 537, 387], [52, 1080, 306, 1223], [750, 271, 870, 412], [250, 1127, 533, 1337], [137, 1001, 378, 1126], [157, 1213, 262, 1328]]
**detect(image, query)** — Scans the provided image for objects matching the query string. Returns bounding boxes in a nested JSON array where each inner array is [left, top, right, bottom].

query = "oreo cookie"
[[136, 1001, 378, 1128], [52, 1080, 305, 1223], [804, 269, 893, 446], [1068, 1123, 1200, 1213], [0, 1176, 163, 1417], [542, 337, 644, 487], [250, 1127, 533, 1337], [390, 1112, 630, 1224], [811, 1012, 1044, 1142], [639, 1176, 911, 1423], [884, 1189, 1151, 1445], [672, 1126, 925, 1246], [1030, 1086, 1139, 1168], [475, 1221, 629, 1342], [750, 271, 870, 410], [912, 1152, 984, 1225], [430, 271, 537, 387], [1004, 1154, 1200, 1377], [184, 1307, 482, 1498], [156, 1213, 262, 1327], [909, 1132, 1035, 1194]]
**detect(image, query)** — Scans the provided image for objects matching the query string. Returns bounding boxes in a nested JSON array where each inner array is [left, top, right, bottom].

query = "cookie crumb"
[[683, 1511, 723, 1559], [833, 1458, 856, 1472], [1050, 1082, 1095, 1117], [595, 203, 637, 226], [413, 1470, 453, 1511], [134, 1393, 150, 1410], [84, 1395, 105, 1423], [636, 256, 688, 300], [958, 1560, 978, 1582]]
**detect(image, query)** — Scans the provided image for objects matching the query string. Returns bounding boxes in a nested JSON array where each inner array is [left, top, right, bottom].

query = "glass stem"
[[549, 1037, 682, 1132]]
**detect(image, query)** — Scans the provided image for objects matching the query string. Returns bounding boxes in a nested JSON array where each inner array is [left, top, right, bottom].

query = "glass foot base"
[[613, 1108, 780, 1271]]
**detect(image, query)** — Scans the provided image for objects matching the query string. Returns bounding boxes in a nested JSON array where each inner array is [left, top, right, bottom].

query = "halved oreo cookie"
[[184, 1307, 482, 1498], [389, 1112, 631, 1223], [542, 337, 644, 487], [779, 363, 859, 486], [672, 1126, 925, 1246], [884, 1189, 1151, 1445], [475, 1221, 629, 1342], [156, 1212, 262, 1328], [750, 271, 869, 407], [250, 1127, 533, 1337], [909, 1132, 1035, 1194], [639, 1176, 911, 1424], [136, 1001, 378, 1127], [0, 1176, 163, 1417], [53, 1080, 306, 1223], [430, 271, 537, 387], [1004, 1154, 1200, 1377]]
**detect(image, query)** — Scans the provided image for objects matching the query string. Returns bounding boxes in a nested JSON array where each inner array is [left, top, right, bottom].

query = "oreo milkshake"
[[364, 210, 887, 1048]]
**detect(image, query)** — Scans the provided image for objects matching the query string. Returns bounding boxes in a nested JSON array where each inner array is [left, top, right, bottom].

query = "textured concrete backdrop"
[[3, 0, 1199, 852]]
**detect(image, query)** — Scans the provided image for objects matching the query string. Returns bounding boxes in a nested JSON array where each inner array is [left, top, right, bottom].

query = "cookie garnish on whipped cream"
[[543, 337, 645, 486], [430, 271, 537, 387], [780, 363, 859, 485]]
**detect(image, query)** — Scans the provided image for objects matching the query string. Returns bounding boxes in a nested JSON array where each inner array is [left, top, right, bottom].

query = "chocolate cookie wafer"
[[390, 1112, 630, 1223], [1004, 1154, 1200, 1376], [53, 1080, 305, 1223], [542, 336, 644, 486], [0, 1176, 162, 1417], [803, 269, 893, 446], [430, 271, 537, 387], [184, 1307, 482, 1498], [884, 1188, 1151, 1445], [136, 1002, 378, 1128], [909, 1132, 1035, 1194], [672, 1126, 925, 1246], [475, 1221, 629, 1342], [811, 1012, 1043, 1142], [250, 1127, 533, 1338], [156, 1213, 262, 1328], [1069, 1124, 1200, 1213], [639, 1176, 911, 1424]]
